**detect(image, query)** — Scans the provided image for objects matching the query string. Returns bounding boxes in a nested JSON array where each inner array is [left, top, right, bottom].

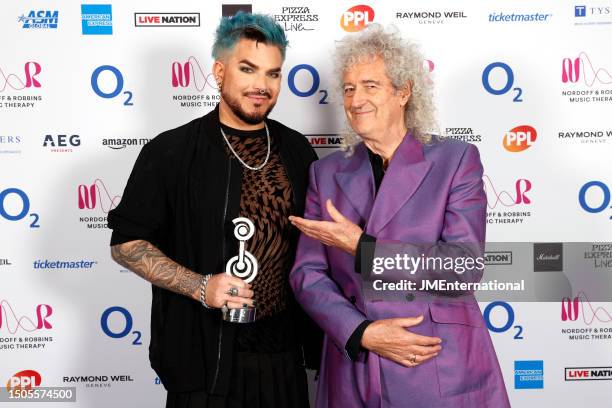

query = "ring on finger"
[[410, 354, 418, 364], [227, 286, 239, 297]]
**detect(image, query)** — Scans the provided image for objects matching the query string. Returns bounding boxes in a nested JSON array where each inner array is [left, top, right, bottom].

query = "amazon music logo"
[[170, 56, 220, 108], [341, 5, 375, 32], [561, 52, 612, 104], [77, 180, 121, 230]]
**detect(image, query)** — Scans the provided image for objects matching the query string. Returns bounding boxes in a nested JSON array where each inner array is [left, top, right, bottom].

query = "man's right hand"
[[361, 315, 442, 367], [205, 274, 255, 309]]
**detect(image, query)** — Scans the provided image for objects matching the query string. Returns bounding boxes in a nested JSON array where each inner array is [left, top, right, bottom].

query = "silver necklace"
[[220, 123, 271, 171]]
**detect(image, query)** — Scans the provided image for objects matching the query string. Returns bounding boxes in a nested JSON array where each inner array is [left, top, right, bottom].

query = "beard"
[[221, 88, 276, 125]]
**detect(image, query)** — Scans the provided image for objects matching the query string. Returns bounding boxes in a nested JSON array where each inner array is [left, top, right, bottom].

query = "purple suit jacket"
[[290, 134, 511, 408]]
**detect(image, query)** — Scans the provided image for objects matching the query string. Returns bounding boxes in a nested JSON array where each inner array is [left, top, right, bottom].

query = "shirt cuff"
[[354, 232, 377, 274], [345, 320, 373, 361]]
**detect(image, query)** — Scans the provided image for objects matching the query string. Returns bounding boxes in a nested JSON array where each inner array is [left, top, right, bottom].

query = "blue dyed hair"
[[212, 11, 288, 60]]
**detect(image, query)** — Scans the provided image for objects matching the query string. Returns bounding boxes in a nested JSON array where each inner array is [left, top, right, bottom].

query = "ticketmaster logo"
[[33, 260, 97, 269]]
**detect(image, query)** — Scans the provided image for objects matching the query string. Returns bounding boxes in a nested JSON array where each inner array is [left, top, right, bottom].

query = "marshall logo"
[[533, 243, 563, 272]]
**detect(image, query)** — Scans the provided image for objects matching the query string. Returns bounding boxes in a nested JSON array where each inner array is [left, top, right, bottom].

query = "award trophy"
[[222, 217, 258, 323]]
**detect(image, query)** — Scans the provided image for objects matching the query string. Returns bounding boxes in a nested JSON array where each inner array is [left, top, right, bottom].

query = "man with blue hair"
[[108, 12, 321, 408]]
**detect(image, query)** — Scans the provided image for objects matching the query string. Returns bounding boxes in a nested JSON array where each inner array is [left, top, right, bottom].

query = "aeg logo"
[[340, 5, 374, 32], [503, 125, 537, 152]]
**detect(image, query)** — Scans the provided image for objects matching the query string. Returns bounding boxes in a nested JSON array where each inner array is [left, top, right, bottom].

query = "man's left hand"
[[289, 199, 362, 256]]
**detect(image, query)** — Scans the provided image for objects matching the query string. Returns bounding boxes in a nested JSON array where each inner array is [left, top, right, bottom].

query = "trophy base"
[[222, 306, 256, 323]]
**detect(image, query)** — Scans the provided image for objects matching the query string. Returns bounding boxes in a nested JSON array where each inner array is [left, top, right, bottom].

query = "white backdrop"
[[1, 0, 612, 407]]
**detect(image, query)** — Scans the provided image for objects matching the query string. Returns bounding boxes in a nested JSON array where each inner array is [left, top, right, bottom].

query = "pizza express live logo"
[[273, 6, 319, 31], [444, 127, 482, 143]]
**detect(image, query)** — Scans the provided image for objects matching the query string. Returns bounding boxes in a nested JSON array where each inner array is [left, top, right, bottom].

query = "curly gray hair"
[[334, 24, 438, 149]]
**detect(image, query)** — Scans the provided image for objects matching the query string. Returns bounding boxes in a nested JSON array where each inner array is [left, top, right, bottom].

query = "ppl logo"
[[77, 180, 121, 213], [6, 370, 42, 391], [0, 62, 41, 92], [514, 360, 544, 389], [579, 181, 611, 220], [503, 125, 537, 152], [561, 292, 612, 324], [18, 10, 59, 29], [0, 300, 53, 334], [341, 5, 374, 32], [562, 52, 612, 87], [81, 4, 112, 35], [171, 57, 217, 91], [483, 176, 532, 209]]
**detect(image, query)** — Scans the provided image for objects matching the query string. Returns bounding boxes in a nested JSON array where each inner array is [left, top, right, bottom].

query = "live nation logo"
[[565, 367, 612, 381], [305, 133, 343, 148], [0, 61, 43, 109], [170, 57, 220, 108], [134, 13, 200, 27], [561, 51, 612, 104], [483, 176, 533, 225]]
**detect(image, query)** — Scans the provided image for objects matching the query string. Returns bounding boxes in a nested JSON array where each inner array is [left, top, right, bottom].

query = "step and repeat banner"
[[1, 0, 611, 407]]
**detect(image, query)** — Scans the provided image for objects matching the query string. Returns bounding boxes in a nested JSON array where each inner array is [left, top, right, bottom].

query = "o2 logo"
[[287, 64, 328, 104], [100, 306, 142, 345], [91, 65, 133, 106], [482, 62, 523, 102], [579, 181, 611, 220], [0, 188, 40, 228], [483, 301, 524, 339]]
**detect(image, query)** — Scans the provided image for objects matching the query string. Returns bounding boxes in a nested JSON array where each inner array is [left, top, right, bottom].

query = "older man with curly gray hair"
[[290, 24, 510, 407]]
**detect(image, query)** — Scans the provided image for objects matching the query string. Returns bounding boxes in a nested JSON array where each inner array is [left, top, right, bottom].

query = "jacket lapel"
[[334, 143, 375, 223], [366, 132, 432, 235]]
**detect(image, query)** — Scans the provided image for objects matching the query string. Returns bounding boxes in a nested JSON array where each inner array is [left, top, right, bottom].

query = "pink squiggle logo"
[[0, 62, 41, 92], [483, 175, 532, 209], [77, 179, 121, 213], [0, 300, 52, 334], [171, 56, 218, 91], [562, 51, 612, 86], [561, 291, 612, 325]]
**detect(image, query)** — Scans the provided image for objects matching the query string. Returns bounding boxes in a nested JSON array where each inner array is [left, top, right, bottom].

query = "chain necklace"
[[220, 123, 271, 171]]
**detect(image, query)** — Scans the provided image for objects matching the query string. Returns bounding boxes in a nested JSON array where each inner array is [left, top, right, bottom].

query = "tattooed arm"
[[110, 240, 255, 308]]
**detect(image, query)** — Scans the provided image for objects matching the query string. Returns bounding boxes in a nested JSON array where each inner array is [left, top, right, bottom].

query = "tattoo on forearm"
[[111, 240, 200, 301]]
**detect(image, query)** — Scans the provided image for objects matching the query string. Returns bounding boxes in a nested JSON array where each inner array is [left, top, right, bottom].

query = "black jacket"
[[108, 105, 322, 394]]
